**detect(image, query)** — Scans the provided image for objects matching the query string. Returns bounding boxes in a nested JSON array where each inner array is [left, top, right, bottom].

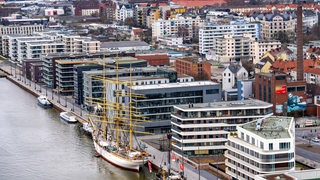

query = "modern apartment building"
[[42, 53, 105, 88], [152, 15, 204, 40], [171, 99, 273, 158], [0, 24, 44, 35], [199, 20, 260, 55], [225, 116, 295, 180], [3, 31, 101, 63], [55, 56, 147, 96], [213, 34, 251, 62]]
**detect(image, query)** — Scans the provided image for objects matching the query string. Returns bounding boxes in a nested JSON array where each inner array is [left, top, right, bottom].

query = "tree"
[[177, 25, 189, 43], [124, 17, 138, 27], [272, 31, 294, 44]]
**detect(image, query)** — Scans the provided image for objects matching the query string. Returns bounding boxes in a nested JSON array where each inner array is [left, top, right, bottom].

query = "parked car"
[[311, 138, 319, 143]]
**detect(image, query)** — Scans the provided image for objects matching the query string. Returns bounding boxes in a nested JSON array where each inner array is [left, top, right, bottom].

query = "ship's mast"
[[129, 65, 133, 150], [115, 54, 120, 148]]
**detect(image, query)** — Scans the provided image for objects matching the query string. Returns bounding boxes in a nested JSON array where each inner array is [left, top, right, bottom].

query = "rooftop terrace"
[[241, 116, 293, 139], [175, 99, 272, 111]]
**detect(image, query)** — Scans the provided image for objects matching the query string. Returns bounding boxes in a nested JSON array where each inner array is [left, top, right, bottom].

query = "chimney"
[[296, 4, 304, 81]]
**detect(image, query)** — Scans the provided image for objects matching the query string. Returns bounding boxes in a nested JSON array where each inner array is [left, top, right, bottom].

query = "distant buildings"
[[225, 116, 295, 180], [2, 31, 100, 63], [100, 41, 149, 52], [171, 99, 273, 158], [248, 13, 295, 40], [73, 0, 100, 16], [152, 15, 204, 41], [199, 20, 260, 55]]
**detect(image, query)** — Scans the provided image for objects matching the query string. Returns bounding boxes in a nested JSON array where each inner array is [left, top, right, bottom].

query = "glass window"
[[269, 143, 273, 150], [297, 86, 305, 92]]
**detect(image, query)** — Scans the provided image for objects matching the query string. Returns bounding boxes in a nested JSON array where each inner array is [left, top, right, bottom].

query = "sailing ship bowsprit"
[[87, 58, 150, 172]]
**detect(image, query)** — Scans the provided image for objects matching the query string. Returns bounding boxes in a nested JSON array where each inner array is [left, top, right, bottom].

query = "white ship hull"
[[93, 141, 146, 172]]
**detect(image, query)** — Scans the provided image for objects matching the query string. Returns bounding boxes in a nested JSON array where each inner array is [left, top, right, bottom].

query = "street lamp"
[[167, 133, 172, 178]]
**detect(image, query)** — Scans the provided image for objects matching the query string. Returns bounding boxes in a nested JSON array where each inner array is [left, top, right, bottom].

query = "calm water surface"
[[0, 79, 149, 180]]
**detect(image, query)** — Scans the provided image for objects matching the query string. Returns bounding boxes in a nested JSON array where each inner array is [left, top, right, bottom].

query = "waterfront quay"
[[0, 62, 220, 179]]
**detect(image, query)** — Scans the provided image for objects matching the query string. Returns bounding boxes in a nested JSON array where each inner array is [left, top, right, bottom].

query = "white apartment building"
[[304, 67, 320, 85], [199, 20, 260, 55], [248, 13, 295, 40], [116, 4, 133, 21], [213, 34, 251, 62], [152, 15, 204, 40], [0, 25, 44, 35], [171, 99, 273, 158], [250, 39, 281, 64], [225, 116, 295, 180], [26, 41, 65, 59], [3, 31, 100, 63]]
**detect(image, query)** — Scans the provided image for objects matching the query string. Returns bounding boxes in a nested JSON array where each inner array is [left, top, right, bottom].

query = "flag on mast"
[[148, 161, 152, 173], [180, 163, 184, 170], [171, 153, 175, 162]]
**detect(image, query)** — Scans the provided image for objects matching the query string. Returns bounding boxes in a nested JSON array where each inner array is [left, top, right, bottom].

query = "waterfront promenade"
[[0, 61, 220, 180]]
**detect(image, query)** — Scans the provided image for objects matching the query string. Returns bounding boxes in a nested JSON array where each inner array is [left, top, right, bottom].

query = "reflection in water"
[[0, 79, 148, 180]]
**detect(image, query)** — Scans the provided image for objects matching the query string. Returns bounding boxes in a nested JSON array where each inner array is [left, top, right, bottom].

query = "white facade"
[[0, 25, 44, 35], [250, 39, 281, 64], [304, 68, 320, 85], [157, 36, 183, 47], [44, 8, 65, 16], [199, 21, 260, 54], [237, 80, 253, 100], [222, 64, 248, 91], [171, 99, 273, 158], [116, 4, 133, 21], [152, 16, 204, 40], [4, 31, 100, 62], [225, 116, 295, 180], [248, 14, 295, 40], [81, 9, 99, 16]]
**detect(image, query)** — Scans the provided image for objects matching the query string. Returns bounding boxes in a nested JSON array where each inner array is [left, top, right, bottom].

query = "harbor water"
[[0, 79, 149, 180]]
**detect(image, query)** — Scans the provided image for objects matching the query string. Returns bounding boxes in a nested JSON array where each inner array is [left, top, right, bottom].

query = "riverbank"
[[0, 63, 180, 177]]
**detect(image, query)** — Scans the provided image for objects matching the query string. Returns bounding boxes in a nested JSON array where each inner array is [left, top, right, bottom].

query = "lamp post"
[[198, 146, 200, 180], [167, 133, 172, 178]]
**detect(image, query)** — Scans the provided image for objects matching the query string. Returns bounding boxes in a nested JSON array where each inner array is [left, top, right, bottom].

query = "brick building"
[[174, 58, 211, 80], [254, 72, 306, 114], [73, 0, 99, 16], [135, 54, 169, 66], [99, 0, 116, 23]]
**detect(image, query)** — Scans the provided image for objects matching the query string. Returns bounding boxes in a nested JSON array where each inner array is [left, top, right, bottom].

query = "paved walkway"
[[1, 62, 219, 179], [135, 135, 219, 180]]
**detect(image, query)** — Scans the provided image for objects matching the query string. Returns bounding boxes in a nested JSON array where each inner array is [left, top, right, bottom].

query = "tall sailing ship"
[[87, 58, 150, 172]]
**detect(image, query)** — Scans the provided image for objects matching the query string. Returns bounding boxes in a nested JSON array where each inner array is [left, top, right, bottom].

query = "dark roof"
[[228, 64, 242, 73]]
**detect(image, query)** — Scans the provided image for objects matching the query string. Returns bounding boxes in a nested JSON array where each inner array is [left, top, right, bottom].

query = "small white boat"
[[59, 112, 77, 123], [82, 122, 93, 134], [37, 95, 52, 108]]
